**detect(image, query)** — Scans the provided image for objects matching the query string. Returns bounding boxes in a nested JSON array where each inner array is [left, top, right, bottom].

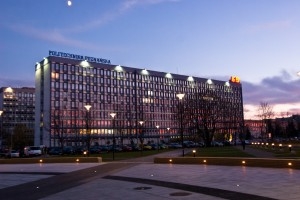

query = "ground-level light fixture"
[[288, 144, 292, 152]]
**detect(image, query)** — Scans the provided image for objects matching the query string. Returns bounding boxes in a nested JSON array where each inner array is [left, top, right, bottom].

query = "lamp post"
[[139, 121, 144, 155], [84, 105, 92, 157], [110, 112, 116, 160], [167, 127, 170, 143], [156, 125, 159, 152], [176, 93, 185, 157]]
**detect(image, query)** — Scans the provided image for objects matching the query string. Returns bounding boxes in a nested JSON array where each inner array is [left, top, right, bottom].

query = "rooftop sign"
[[49, 50, 111, 64], [230, 76, 241, 83]]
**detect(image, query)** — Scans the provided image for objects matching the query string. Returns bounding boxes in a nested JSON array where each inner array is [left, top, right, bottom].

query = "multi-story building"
[[244, 119, 264, 139], [35, 51, 244, 147], [0, 87, 35, 148]]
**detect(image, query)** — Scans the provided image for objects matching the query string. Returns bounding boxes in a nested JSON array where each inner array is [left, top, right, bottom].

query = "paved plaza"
[[0, 148, 299, 200]]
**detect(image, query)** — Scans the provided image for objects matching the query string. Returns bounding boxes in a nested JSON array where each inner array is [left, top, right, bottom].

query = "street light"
[[139, 121, 144, 155], [84, 105, 92, 157], [167, 127, 170, 143], [176, 93, 185, 157], [110, 112, 116, 160], [156, 125, 160, 152]]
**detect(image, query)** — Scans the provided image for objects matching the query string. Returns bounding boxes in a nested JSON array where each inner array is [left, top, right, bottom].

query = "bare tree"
[[13, 124, 33, 152], [184, 88, 234, 147], [257, 102, 274, 140], [52, 109, 68, 151]]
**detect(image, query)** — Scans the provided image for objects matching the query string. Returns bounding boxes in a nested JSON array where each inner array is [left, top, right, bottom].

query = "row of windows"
[[51, 79, 239, 96], [50, 126, 175, 135], [51, 62, 240, 90], [50, 83, 241, 100]]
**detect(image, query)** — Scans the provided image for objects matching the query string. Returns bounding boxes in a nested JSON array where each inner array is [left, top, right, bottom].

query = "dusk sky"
[[1, 0, 300, 119]]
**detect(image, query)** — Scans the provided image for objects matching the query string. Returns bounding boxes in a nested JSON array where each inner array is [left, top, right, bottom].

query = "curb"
[[154, 157, 300, 169], [0, 157, 102, 164]]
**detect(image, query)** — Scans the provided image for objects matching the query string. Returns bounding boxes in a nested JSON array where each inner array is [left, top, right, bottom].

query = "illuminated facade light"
[[207, 79, 213, 84], [80, 60, 90, 67], [84, 105, 92, 111], [176, 93, 185, 100], [141, 69, 149, 75], [165, 73, 172, 79], [187, 76, 194, 82], [115, 65, 123, 72]]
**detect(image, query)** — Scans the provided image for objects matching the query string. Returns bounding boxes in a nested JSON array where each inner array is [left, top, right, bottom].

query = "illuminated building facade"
[[35, 51, 244, 147], [0, 87, 35, 148]]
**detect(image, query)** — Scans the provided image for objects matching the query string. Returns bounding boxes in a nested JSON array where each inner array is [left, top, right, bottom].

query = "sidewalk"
[[1, 149, 299, 200]]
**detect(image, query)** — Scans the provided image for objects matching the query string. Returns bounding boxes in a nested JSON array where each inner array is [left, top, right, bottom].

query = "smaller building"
[[245, 115, 300, 140], [244, 119, 264, 139], [0, 87, 35, 149]]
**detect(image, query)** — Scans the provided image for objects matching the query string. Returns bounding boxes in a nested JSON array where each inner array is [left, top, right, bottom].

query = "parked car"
[[131, 145, 141, 151], [122, 145, 132, 151], [143, 144, 152, 150], [150, 144, 160, 150], [89, 146, 101, 154], [244, 140, 251, 145], [3, 150, 20, 158], [99, 145, 109, 153], [0, 149, 8, 157], [160, 144, 169, 149], [183, 141, 196, 148], [63, 146, 75, 155], [211, 141, 224, 147], [168, 143, 182, 149], [24, 146, 42, 157], [48, 147, 63, 155], [73, 146, 85, 155], [9, 150, 20, 158]]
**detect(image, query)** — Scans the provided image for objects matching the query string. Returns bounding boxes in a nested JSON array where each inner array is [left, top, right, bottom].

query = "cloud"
[[243, 70, 300, 118], [8, 24, 117, 52], [0, 77, 34, 88], [243, 71, 300, 104], [65, 0, 181, 33], [120, 0, 181, 11], [7, 0, 181, 51], [247, 20, 291, 33]]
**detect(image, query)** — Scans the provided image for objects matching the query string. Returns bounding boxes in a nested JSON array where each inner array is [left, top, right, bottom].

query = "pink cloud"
[[247, 20, 291, 33]]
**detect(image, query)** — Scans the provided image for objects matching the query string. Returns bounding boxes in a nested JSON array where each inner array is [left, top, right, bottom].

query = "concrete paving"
[[0, 149, 299, 200]]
